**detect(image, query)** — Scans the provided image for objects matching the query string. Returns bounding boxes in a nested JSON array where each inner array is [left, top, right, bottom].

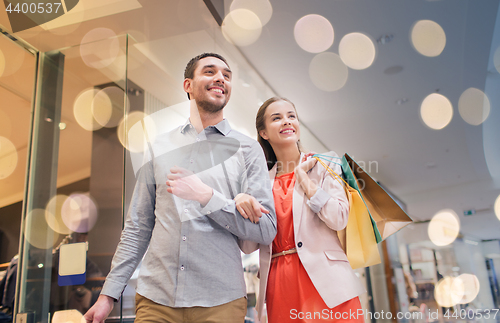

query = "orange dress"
[[266, 172, 363, 323]]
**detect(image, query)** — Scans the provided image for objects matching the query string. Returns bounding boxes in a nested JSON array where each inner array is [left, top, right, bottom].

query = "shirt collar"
[[180, 118, 232, 136]]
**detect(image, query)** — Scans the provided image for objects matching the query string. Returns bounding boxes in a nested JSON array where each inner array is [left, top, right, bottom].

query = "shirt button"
[[225, 225, 229, 229], [190, 159, 194, 163], [182, 236, 186, 241], [297, 242, 303, 248], [196, 138, 200, 141], [207, 211, 211, 214], [184, 209, 188, 213], [180, 266, 185, 270]]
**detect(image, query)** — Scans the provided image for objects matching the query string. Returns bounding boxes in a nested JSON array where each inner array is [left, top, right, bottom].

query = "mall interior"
[[0, 0, 500, 322]]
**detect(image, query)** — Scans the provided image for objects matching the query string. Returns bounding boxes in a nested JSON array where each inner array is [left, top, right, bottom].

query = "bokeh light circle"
[[91, 90, 112, 127], [230, 0, 273, 26], [294, 14, 334, 53], [0, 38, 25, 77], [222, 9, 262, 47], [80, 28, 120, 69], [494, 194, 500, 221], [494, 46, 500, 74], [61, 193, 98, 233], [45, 195, 73, 235], [309, 52, 348, 92], [0, 49, 5, 77], [428, 209, 460, 246], [458, 88, 490, 125], [25, 208, 60, 249], [73, 89, 104, 131], [117, 112, 157, 153], [0, 136, 18, 179], [435, 276, 461, 307], [94, 86, 128, 128], [420, 93, 453, 130], [452, 274, 480, 304], [339, 32, 376, 70], [411, 20, 446, 57], [0, 109, 12, 139]]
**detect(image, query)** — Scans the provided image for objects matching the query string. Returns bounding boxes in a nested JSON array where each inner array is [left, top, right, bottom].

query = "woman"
[[237, 97, 366, 322]]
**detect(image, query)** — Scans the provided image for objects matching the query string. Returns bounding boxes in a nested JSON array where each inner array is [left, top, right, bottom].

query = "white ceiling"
[[1, 0, 499, 240]]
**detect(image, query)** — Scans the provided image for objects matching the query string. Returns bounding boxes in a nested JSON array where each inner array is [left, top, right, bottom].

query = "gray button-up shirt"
[[101, 119, 276, 307]]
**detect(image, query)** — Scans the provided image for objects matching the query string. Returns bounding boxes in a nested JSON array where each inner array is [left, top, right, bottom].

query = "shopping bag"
[[342, 153, 413, 242], [314, 157, 381, 269]]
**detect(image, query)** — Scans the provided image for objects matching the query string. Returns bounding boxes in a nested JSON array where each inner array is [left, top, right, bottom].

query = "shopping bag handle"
[[314, 157, 350, 193], [312, 154, 342, 167]]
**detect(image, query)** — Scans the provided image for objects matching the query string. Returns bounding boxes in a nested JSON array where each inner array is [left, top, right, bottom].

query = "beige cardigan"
[[240, 151, 366, 320]]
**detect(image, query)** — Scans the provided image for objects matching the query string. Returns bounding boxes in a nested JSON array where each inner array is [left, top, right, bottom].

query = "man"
[[84, 53, 276, 323]]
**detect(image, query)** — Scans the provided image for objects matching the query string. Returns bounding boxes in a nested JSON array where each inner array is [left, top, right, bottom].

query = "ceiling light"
[[339, 32, 376, 70], [59, 122, 67, 130], [294, 14, 334, 53], [230, 0, 273, 26], [458, 88, 490, 125], [309, 52, 348, 91], [222, 9, 262, 46], [428, 209, 460, 246], [420, 93, 453, 130], [377, 34, 394, 44], [396, 98, 409, 105], [411, 20, 446, 57]]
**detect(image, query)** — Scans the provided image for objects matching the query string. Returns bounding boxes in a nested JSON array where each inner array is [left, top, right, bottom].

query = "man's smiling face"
[[185, 56, 232, 114]]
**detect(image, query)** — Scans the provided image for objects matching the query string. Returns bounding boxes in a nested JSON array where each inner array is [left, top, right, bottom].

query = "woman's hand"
[[295, 155, 318, 199], [234, 193, 269, 224]]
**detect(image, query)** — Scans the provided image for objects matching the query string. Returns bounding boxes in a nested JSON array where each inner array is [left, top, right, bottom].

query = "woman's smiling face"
[[259, 100, 300, 147]]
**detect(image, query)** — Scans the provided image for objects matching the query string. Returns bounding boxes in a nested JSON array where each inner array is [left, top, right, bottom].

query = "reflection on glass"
[[495, 194, 500, 221], [222, 9, 263, 47], [73, 89, 104, 131], [420, 93, 453, 130], [0, 110, 12, 142], [309, 52, 348, 92], [294, 14, 334, 53], [45, 195, 73, 235], [61, 193, 98, 233], [117, 111, 157, 153], [25, 208, 60, 249], [494, 46, 500, 74], [0, 49, 5, 77], [458, 87, 490, 125], [339, 32, 376, 70], [94, 86, 128, 128], [454, 273, 480, 304], [80, 28, 120, 69], [40, 0, 85, 35], [230, 0, 273, 26], [435, 276, 461, 307], [0, 36, 25, 77], [0, 136, 18, 179], [411, 20, 446, 57], [428, 209, 460, 246]]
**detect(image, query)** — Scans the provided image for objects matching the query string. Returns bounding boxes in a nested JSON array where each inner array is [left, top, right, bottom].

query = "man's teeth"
[[210, 88, 223, 94]]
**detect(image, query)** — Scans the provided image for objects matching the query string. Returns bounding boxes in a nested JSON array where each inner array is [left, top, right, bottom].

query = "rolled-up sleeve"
[[206, 141, 277, 245]]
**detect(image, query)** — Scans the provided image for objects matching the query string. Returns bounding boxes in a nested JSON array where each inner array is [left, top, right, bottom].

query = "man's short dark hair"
[[184, 53, 229, 99]]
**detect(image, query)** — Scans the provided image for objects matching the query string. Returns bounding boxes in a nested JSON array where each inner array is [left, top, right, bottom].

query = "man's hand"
[[83, 294, 114, 323], [234, 193, 269, 223], [166, 166, 213, 206]]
